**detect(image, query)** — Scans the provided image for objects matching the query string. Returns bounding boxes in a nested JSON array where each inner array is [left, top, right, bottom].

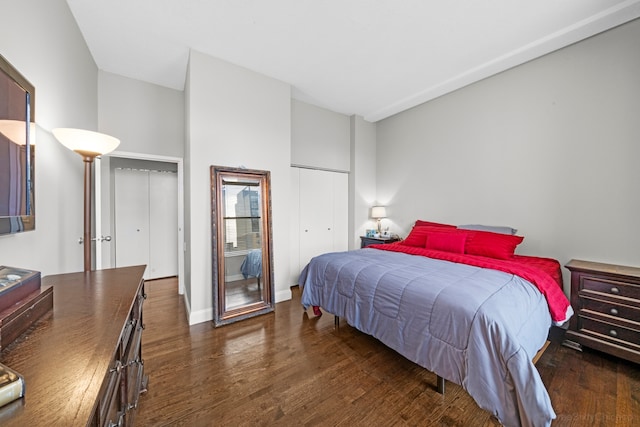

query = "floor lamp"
[[53, 128, 120, 272]]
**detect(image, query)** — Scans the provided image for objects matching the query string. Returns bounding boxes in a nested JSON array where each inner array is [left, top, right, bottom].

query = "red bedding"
[[369, 242, 572, 324]]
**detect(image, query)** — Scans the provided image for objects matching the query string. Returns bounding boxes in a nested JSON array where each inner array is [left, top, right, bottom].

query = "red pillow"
[[402, 225, 460, 247], [414, 220, 456, 228], [425, 231, 467, 254], [464, 230, 524, 259]]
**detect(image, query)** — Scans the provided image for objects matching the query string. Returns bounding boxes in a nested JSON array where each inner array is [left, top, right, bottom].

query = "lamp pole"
[[81, 152, 98, 271], [52, 128, 120, 273]]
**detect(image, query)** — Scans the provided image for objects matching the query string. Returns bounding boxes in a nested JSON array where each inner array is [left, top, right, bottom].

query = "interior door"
[[149, 171, 178, 278], [114, 169, 150, 274]]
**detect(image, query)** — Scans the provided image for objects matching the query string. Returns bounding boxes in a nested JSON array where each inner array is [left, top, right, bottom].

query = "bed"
[[241, 249, 262, 279], [298, 221, 573, 427]]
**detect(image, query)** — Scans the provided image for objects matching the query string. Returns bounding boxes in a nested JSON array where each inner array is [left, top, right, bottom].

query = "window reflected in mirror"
[[222, 180, 263, 309]]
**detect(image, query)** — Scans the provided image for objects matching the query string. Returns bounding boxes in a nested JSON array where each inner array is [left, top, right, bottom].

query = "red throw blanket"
[[369, 243, 572, 324]]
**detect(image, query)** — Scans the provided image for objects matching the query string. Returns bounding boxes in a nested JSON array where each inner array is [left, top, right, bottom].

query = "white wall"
[[376, 18, 640, 292], [98, 71, 184, 158], [185, 51, 291, 324], [0, 0, 99, 275], [349, 115, 377, 249], [96, 72, 185, 275], [291, 99, 350, 172]]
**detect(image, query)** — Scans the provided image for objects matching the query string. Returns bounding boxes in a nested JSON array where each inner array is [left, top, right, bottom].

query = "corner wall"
[[185, 51, 292, 324], [0, 0, 99, 274], [349, 115, 377, 249]]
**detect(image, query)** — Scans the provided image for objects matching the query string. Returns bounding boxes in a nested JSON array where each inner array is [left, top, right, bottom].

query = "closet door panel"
[[299, 168, 334, 270], [114, 169, 150, 273], [289, 168, 301, 285], [149, 171, 178, 279]]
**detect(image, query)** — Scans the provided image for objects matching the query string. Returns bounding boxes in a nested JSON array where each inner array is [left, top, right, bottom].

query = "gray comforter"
[[299, 248, 555, 427]]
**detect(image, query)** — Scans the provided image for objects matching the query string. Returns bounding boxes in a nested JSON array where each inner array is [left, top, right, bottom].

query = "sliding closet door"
[[299, 169, 333, 270], [114, 168, 178, 280], [114, 169, 150, 272], [297, 168, 348, 272], [149, 171, 178, 278]]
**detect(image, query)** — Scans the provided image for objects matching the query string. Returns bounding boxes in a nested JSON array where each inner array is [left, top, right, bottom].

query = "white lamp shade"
[[371, 206, 387, 219], [0, 120, 36, 145], [52, 128, 120, 157]]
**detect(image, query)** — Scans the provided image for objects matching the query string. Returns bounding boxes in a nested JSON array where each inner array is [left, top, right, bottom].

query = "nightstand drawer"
[[580, 276, 640, 301], [579, 316, 640, 350], [565, 259, 640, 364], [581, 295, 640, 320]]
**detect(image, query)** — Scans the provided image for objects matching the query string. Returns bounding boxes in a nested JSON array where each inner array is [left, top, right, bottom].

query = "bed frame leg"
[[437, 375, 445, 394], [334, 315, 339, 329]]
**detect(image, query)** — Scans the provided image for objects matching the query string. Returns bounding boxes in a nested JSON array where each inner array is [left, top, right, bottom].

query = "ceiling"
[[65, 0, 640, 122]]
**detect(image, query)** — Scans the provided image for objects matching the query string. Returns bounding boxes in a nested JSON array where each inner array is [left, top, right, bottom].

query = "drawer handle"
[[610, 287, 620, 294], [610, 308, 619, 316], [109, 360, 123, 374], [609, 329, 618, 337]]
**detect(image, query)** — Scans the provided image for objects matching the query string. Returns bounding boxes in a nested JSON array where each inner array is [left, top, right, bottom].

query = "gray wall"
[[96, 71, 185, 277], [349, 115, 377, 249], [98, 71, 184, 158], [185, 51, 292, 324], [291, 99, 350, 172], [376, 18, 640, 292], [0, 0, 99, 274]]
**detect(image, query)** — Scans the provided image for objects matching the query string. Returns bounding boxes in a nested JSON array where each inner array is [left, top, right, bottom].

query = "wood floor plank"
[[135, 278, 640, 426]]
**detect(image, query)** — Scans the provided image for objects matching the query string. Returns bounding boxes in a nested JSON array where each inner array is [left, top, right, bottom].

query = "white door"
[[298, 168, 349, 270], [149, 171, 178, 278], [115, 169, 150, 273], [114, 168, 178, 280], [299, 168, 334, 269]]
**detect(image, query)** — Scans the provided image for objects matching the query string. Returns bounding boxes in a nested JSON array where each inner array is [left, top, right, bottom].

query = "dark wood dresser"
[[564, 259, 640, 364], [0, 265, 147, 426]]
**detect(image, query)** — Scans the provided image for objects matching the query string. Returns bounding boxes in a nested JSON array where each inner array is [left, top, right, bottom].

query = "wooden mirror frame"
[[210, 165, 275, 327]]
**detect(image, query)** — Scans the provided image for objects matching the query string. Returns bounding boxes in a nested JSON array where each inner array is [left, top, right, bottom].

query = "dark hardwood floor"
[[136, 278, 639, 426]]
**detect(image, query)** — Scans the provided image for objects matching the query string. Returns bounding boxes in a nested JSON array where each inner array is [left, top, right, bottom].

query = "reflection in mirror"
[[211, 166, 274, 327], [0, 54, 36, 235]]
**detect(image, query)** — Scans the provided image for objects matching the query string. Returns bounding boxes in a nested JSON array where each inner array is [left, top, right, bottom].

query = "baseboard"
[[275, 288, 292, 303]]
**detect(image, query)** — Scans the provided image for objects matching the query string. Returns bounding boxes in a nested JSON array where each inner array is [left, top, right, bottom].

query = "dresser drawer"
[[131, 290, 145, 324], [579, 315, 640, 350], [580, 275, 640, 301], [98, 365, 123, 427], [124, 322, 143, 365], [581, 295, 640, 322]]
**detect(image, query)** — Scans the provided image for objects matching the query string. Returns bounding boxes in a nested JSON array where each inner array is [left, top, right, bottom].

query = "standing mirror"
[[211, 166, 274, 327]]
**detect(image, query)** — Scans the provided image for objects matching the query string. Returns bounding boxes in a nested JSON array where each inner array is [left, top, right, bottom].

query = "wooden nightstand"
[[360, 236, 400, 248], [564, 259, 640, 364]]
